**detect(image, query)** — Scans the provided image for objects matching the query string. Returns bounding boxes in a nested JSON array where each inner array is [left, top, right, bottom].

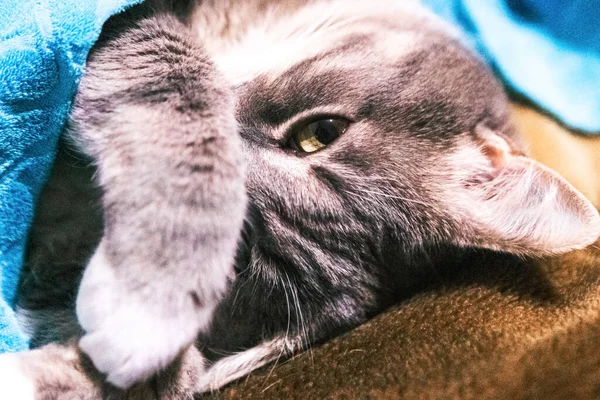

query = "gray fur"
[[4, 0, 599, 398]]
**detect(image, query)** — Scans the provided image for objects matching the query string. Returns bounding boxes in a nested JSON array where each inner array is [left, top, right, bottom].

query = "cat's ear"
[[445, 125, 600, 256]]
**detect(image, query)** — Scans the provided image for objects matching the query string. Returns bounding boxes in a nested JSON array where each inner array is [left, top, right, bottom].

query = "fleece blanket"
[[0, 0, 142, 353], [422, 0, 600, 134], [0, 0, 598, 354]]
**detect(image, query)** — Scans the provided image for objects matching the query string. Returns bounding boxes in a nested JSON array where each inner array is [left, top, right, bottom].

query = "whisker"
[[282, 272, 292, 341], [229, 264, 255, 316], [259, 271, 292, 390], [290, 283, 314, 365]]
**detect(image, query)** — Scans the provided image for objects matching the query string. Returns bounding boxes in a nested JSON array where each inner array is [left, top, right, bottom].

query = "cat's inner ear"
[[446, 125, 600, 256]]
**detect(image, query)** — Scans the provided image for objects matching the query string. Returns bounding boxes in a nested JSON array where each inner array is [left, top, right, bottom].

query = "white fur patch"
[[204, 0, 437, 85], [76, 244, 210, 389], [196, 336, 298, 393], [0, 353, 36, 400]]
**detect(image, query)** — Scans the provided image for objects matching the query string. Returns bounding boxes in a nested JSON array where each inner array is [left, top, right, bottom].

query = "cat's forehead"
[[197, 0, 502, 141], [203, 0, 454, 86]]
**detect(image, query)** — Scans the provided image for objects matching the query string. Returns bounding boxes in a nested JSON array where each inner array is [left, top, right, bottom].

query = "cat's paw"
[[76, 246, 207, 389], [0, 353, 36, 400]]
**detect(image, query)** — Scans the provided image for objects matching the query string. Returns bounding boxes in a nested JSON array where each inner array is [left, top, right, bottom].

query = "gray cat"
[[1, 0, 599, 398]]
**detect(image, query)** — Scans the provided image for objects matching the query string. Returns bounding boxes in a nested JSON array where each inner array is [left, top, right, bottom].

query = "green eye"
[[292, 119, 349, 153]]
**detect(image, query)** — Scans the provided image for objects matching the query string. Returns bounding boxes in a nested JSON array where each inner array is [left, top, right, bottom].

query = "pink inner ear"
[[476, 126, 519, 169], [445, 126, 600, 255], [483, 156, 600, 254], [481, 136, 511, 169]]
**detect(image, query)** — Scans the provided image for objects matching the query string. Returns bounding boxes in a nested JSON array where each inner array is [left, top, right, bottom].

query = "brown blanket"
[[205, 105, 600, 400]]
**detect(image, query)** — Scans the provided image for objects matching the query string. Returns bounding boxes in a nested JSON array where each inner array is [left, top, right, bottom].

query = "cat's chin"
[[76, 244, 210, 389]]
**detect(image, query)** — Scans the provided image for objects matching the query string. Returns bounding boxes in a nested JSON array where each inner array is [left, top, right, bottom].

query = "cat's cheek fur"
[[76, 244, 210, 389], [0, 353, 36, 400]]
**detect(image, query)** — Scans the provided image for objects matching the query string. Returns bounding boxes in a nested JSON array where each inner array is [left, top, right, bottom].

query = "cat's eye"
[[291, 119, 349, 153]]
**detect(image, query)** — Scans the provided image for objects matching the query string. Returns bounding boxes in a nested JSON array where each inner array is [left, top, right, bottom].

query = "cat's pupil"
[[313, 119, 342, 145]]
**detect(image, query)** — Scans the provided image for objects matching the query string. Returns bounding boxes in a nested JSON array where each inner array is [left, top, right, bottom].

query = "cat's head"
[[221, 0, 600, 273]]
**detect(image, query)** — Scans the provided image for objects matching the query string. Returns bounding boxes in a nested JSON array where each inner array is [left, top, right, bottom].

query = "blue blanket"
[[422, 0, 600, 133], [0, 0, 142, 353], [0, 0, 598, 353]]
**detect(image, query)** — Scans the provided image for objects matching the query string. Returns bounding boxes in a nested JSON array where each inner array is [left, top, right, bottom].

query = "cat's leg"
[[0, 341, 209, 400], [0, 342, 102, 400], [0, 337, 289, 399], [69, 10, 245, 389]]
